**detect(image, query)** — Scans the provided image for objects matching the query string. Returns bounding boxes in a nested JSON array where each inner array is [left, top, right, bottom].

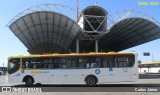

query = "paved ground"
[[0, 74, 160, 95]]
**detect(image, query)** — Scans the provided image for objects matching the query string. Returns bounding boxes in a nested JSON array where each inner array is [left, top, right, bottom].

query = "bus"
[[0, 67, 7, 75], [139, 62, 160, 74], [7, 52, 138, 86], [0, 70, 2, 75]]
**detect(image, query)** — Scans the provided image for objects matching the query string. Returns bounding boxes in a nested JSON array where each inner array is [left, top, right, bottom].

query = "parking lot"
[[1, 74, 160, 95]]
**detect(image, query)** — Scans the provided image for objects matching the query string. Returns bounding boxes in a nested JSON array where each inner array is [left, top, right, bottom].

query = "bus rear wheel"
[[85, 76, 97, 86], [25, 77, 33, 86]]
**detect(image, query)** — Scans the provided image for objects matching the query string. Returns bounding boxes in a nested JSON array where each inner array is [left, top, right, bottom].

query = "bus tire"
[[36, 83, 41, 86], [25, 77, 33, 86], [0, 72, 1, 75], [85, 75, 97, 86]]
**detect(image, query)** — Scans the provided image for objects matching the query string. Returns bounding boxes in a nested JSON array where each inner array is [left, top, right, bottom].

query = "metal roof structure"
[[99, 18, 160, 51], [8, 4, 160, 54], [73, 6, 107, 53], [79, 5, 107, 31], [9, 11, 82, 54]]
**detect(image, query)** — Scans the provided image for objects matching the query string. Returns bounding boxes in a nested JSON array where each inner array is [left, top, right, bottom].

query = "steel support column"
[[76, 39, 79, 53], [95, 40, 98, 53]]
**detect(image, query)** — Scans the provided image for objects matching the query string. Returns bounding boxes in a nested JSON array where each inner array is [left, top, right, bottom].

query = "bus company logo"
[[2, 87, 11, 92], [31, 71, 50, 74], [95, 69, 100, 74]]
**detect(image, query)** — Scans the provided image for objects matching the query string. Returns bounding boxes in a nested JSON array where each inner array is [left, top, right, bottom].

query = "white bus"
[[0, 67, 7, 75], [7, 52, 138, 86], [139, 62, 160, 74], [0, 71, 3, 75]]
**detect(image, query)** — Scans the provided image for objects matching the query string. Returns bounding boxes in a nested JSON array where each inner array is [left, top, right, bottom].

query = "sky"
[[0, 0, 160, 66]]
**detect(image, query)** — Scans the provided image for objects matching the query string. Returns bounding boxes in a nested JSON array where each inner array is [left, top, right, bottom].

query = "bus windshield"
[[8, 58, 20, 74]]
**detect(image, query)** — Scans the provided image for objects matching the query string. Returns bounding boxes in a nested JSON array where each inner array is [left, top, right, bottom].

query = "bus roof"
[[8, 52, 135, 59], [139, 62, 160, 65]]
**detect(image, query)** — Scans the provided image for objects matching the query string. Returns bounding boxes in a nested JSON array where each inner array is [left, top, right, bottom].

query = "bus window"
[[66, 57, 72, 68], [116, 55, 134, 68], [139, 64, 142, 68], [8, 58, 20, 74], [31, 59, 36, 69], [78, 58, 83, 68], [35, 58, 41, 69], [23, 58, 54, 69], [90, 57, 100, 68], [53, 57, 66, 68], [82, 57, 100, 68], [22, 58, 36, 69], [101, 56, 115, 68], [108, 57, 115, 67], [72, 58, 79, 68], [116, 57, 128, 67], [82, 57, 89, 68], [22, 59, 26, 69], [143, 64, 148, 68], [40, 58, 52, 69], [66, 57, 79, 68], [128, 56, 135, 67], [101, 58, 107, 67]]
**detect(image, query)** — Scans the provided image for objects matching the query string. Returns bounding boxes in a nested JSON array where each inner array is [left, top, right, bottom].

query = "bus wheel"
[[85, 76, 97, 86], [36, 83, 41, 86], [25, 77, 33, 86]]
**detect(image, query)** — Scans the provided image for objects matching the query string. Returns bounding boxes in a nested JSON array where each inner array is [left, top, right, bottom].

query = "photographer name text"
[[138, 1, 159, 6]]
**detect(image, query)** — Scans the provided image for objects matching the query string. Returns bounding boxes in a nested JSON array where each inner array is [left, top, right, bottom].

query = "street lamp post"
[[152, 53, 154, 62], [3, 62, 4, 75]]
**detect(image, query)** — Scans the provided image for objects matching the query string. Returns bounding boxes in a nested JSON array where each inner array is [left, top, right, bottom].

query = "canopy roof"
[[8, 5, 160, 54], [99, 18, 160, 51], [9, 11, 82, 54]]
